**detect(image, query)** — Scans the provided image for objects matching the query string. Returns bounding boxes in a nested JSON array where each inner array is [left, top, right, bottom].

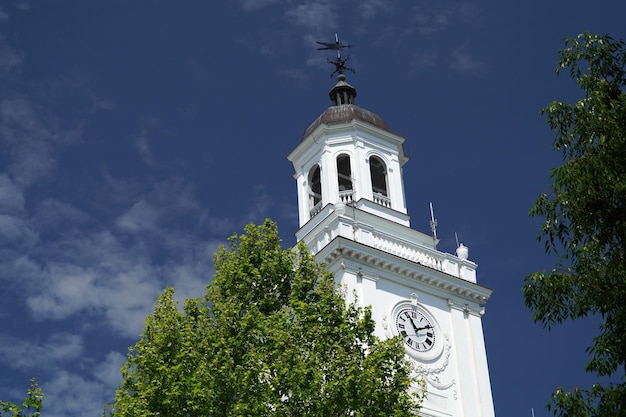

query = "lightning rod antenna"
[[455, 232, 460, 248], [429, 202, 438, 248]]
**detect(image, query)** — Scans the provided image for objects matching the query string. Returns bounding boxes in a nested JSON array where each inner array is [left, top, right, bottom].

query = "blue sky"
[[0, 1, 624, 416]]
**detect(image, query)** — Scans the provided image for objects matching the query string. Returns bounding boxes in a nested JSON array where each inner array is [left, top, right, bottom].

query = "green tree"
[[0, 379, 43, 417], [110, 219, 423, 416], [524, 31, 626, 416]]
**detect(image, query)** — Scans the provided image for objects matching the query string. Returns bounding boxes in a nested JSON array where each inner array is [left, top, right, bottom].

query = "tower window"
[[337, 154, 353, 204], [308, 165, 322, 216], [337, 155, 353, 191], [369, 156, 387, 196], [370, 156, 390, 207]]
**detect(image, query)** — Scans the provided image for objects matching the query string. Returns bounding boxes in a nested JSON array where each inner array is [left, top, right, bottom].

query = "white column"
[[469, 312, 495, 416]]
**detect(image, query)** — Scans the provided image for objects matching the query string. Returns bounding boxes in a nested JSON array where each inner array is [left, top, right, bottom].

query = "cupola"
[[288, 70, 410, 228]]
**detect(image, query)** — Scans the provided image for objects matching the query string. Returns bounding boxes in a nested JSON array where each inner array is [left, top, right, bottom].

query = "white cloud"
[[0, 98, 83, 187], [455, 3, 481, 25], [42, 333, 84, 363], [448, 45, 487, 74], [31, 198, 91, 233], [15, 2, 31, 12], [133, 130, 155, 166], [99, 172, 147, 206], [44, 371, 111, 417], [0, 37, 22, 72], [0, 254, 40, 292], [0, 213, 37, 248], [90, 96, 115, 111], [98, 264, 165, 337], [10, 139, 57, 186], [0, 168, 222, 339], [206, 216, 238, 237], [92, 351, 125, 389], [115, 200, 159, 233], [246, 184, 275, 222], [24, 196, 218, 338], [0, 349, 123, 417], [0, 174, 25, 215], [413, 5, 452, 35], [0, 333, 83, 370], [167, 258, 218, 305], [412, 3, 481, 36], [240, 0, 281, 12], [260, 43, 275, 57], [358, 0, 393, 20], [277, 67, 309, 83], [27, 263, 98, 317], [151, 176, 201, 215], [25, 233, 163, 338], [0, 345, 123, 417], [285, 2, 336, 33]]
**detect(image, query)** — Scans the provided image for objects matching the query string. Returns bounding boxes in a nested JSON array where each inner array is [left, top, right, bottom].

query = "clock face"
[[394, 306, 436, 353]]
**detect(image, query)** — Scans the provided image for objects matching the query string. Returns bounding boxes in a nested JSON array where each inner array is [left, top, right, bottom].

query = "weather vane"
[[316, 33, 354, 77]]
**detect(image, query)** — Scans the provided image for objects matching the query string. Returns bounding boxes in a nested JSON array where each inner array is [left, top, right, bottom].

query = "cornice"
[[317, 236, 493, 305]]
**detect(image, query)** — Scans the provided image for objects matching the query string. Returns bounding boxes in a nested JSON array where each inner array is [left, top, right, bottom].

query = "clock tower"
[[288, 71, 496, 417]]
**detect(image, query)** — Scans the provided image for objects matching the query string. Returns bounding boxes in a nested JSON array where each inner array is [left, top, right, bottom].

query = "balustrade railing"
[[339, 190, 354, 205], [372, 192, 391, 208], [309, 201, 323, 218], [370, 231, 444, 271]]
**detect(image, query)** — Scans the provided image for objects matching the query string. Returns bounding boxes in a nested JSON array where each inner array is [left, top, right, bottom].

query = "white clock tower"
[[288, 72, 496, 417]]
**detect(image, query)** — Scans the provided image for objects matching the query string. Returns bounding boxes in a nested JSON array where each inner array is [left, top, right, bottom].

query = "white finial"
[[456, 243, 469, 260]]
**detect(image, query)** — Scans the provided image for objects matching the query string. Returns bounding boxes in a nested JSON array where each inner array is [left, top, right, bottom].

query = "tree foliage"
[[524, 31, 626, 416], [110, 219, 423, 416], [0, 379, 43, 417]]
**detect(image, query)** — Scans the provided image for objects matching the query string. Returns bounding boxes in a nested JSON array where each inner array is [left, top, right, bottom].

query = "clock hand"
[[407, 317, 421, 334], [408, 318, 433, 333], [410, 320, 433, 333]]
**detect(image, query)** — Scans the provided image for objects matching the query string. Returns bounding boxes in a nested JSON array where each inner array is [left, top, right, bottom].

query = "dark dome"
[[302, 104, 390, 140]]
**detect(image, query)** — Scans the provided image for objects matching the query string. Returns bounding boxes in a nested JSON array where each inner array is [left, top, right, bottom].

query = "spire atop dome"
[[316, 33, 357, 106], [301, 35, 395, 139], [301, 33, 391, 137]]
